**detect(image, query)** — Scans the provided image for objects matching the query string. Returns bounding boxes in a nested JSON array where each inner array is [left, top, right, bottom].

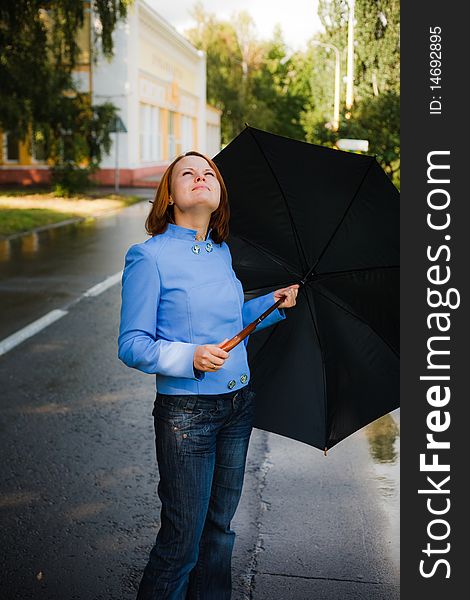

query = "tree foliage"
[[354, 0, 400, 101], [251, 26, 311, 140], [299, 0, 348, 145], [301, 0, 400, 187], [346, 90, 400, 183], [347, 0, 400, 187], [185, 4, 311, 145], [185, 4, 244, 144]]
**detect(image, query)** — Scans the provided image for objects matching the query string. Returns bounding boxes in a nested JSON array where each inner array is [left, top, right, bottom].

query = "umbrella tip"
[[324, 447, 328, 457], [244, 122, 250, 128]]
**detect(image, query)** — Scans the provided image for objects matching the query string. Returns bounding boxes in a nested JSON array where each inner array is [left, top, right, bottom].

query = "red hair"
[[145, 151, 230, 244]]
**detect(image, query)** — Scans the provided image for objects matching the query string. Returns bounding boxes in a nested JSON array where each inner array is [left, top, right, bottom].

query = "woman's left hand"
[[273, 284, 300, 309]]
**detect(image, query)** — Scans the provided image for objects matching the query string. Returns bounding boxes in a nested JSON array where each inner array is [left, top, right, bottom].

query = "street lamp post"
[[345, 0, 355, 111], [109, 115, 127, 193], [94, 93, 128, 193], [115, 128, 120, 193], [311, 40, 341, 131]]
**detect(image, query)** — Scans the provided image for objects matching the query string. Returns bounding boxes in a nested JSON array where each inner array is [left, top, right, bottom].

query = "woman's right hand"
[[193, 339, 230, 372]]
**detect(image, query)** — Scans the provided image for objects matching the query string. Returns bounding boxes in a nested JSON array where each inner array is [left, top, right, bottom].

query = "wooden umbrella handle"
[[220, 295, 286, 352]]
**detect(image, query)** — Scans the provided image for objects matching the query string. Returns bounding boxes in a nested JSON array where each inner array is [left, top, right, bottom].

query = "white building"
[[92, 0, 221, 186]]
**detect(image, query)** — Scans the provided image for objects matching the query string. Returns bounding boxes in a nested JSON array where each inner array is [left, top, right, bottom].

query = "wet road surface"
[[0, 191, 153, 340], [0, 204, 399, 599]]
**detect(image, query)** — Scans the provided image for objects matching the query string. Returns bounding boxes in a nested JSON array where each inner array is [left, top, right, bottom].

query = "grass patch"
[[0, 208, 80, 237], [0, 192, 145, 237], [0, 186, 52, 197], [0, 187, 144, 204]]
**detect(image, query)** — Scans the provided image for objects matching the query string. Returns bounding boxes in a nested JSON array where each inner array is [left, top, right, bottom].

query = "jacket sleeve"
[[222, 241, 286, 332], [241, 292, 286, 349], [118, 243, 204, 380], [242, 291, 286, 332]]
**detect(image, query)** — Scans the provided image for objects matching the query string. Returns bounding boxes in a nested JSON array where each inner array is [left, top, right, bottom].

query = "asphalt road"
[[0, 203, 399, 599]]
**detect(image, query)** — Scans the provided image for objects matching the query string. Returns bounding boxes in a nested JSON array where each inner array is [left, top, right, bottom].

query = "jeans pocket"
[[154, 397, 217, 456], [155, 398, 203, 425]]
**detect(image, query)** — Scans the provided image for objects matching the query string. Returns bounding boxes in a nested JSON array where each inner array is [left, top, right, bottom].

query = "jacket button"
[[227, 379, 236, 389], [205, 242, 213, 252], [240, 373, 248, 384], [192, 244, 201, 254]]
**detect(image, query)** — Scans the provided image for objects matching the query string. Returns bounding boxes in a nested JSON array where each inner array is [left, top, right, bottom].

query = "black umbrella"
[[213, 125, 399, 452]]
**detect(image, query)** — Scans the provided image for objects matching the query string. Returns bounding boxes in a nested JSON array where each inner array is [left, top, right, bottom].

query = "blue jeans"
[[136, 384, 255, 600]]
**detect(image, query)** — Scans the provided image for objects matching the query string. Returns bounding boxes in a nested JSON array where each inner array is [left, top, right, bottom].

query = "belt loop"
[[185, 396, 197, 410]]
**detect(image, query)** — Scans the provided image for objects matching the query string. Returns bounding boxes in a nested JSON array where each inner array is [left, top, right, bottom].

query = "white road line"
[[0, 270, 123, 357], [0, 309, 68, 357], [83, 271, 122, 297]]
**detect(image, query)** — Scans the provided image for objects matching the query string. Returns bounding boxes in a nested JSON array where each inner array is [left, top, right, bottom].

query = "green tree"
[[0, 1, 131, 193], [344, 0, 400, 187], [185, 3, 245, 144], [347, 91, 400, 184], [251, 26, 311, 139], [301, 0, 400, 187], [300, 0, 349, 145], [354, 0, 400, 101], [185, 4, 311, 144]]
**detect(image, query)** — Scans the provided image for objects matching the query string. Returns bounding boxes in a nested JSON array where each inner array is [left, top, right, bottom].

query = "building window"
[[4, 132, 20, 162], [140, 103, 161, 162], [77, 8, 91, 65], [140, 104, 149, 161], [168, 111, 176, 160], [181, 115, 194, 154], [31, 132, 46, 162], [149, 106, 161, 161]]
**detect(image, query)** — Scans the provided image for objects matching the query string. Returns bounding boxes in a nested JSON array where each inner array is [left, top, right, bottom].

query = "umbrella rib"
[[302, 158, 376, 283], [247, 127, 309, 274], [236, 235, 303, 280], [314, 286, 399, 359], [314, 264, 399, 283], [302, 288, 329, 450]]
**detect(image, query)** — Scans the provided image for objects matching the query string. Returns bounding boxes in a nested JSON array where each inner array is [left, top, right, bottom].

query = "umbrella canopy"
[[213, 125, 399, 452]]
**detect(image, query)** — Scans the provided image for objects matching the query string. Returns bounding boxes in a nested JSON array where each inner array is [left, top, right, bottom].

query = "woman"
[[118, 151, 299, 599]]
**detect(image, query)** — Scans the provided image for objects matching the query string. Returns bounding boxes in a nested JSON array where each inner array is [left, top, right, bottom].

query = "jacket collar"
[[165, 222, 213, 241]]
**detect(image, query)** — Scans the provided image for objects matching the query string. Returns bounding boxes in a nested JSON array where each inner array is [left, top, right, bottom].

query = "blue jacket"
[[118, 222, 286, 395]]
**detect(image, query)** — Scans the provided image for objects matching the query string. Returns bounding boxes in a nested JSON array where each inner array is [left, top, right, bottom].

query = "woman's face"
[[170, 155, 221, 215]]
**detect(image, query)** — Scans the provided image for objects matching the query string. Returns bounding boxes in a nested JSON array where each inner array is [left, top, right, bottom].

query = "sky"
[[146, 0, 323, 52]]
